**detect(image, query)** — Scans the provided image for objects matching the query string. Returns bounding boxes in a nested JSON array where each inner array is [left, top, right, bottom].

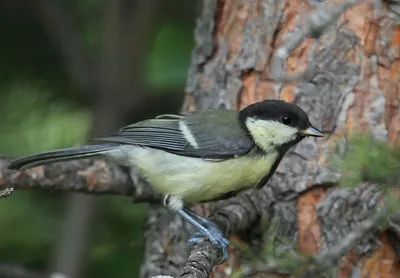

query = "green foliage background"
[[0, 1, 195, 277], [329, 135, 400, 189]]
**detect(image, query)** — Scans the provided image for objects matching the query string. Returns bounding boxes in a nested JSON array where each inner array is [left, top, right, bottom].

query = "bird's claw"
[[176, 208, 230, 263], [187, 221, 229, 263]]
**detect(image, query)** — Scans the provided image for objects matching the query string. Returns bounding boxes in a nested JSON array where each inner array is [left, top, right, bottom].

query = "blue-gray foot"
[[177, 208, 229, 263]]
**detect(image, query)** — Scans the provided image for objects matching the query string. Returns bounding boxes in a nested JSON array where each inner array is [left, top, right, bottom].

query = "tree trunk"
[[140, 0, 400, 277]]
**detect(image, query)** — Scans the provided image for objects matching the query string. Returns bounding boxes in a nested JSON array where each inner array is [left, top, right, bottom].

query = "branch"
[[270, 0, 358, 82], [180, 241, 221, 278], [0, 157, 160, 203], [179, 191, 270, 277], [0, 188, 13, 199]]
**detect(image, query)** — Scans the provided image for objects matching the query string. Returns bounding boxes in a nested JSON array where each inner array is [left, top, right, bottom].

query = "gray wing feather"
[[182, 110, 254, 155], [92, 110, 254, 158], [95, 118, 186, 151]]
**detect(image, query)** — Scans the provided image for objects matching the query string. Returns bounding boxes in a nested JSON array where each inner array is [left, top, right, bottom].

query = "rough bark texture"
[[140, 0, 400, 277]]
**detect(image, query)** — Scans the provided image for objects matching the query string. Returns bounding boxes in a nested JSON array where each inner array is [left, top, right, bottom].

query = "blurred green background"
[[0, 0, 198, 277]]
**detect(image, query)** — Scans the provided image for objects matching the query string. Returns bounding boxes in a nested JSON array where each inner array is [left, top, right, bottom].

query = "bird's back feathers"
[[93, 110, 254, 159]]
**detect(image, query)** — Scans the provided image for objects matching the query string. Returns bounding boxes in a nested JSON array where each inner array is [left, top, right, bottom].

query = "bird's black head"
[[239, 100, 324, 152]]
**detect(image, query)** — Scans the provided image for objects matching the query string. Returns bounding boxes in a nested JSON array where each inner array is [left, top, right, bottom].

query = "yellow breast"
[[127, 146, 278, 203]]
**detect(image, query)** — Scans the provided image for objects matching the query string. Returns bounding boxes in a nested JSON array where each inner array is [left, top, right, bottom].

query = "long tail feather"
[[8, 143, 120, 171]]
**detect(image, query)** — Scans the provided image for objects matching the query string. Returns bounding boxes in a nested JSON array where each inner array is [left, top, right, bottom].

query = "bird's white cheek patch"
[[245, 118, 298, 152], [179, 121, 199, 149]]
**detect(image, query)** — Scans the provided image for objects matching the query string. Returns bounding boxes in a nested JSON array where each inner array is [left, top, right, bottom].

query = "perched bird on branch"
[[8, 99, 324, 263]]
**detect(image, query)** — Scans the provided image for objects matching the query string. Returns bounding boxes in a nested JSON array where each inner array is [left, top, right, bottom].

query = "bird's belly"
[[124, 146, 278, 203]]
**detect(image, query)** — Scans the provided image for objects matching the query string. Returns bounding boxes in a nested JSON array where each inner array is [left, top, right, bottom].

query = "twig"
[[270, 0, 358, 82], [180, 240, 221, 278], [0, 188, 13, 199]]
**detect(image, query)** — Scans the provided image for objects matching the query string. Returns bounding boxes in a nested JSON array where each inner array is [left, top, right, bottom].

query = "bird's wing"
[[92, 110, 254, 159]]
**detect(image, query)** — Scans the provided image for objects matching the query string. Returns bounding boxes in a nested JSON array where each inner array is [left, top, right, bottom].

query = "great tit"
[[8, 99, 324, 262]]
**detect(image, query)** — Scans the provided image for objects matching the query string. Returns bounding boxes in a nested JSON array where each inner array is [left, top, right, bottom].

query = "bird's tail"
[[7, 143, 120, 171]]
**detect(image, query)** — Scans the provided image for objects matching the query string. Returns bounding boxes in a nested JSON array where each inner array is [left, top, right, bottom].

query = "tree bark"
[[140, 0, 400, 277]]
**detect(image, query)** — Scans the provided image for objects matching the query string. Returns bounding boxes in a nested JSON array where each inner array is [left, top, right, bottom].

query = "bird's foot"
[[187, 226, 229, 263], [177, 208, 229, 263]]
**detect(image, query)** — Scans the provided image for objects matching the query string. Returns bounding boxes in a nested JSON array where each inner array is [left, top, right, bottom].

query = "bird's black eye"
[[281, 116, 292, 125]]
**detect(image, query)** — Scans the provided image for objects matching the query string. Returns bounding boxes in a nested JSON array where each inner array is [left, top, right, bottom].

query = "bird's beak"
[[297, 126, 325, 137]]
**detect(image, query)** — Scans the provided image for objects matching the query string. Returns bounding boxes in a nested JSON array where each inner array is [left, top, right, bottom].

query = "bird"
[[8, 99, 324, 262]]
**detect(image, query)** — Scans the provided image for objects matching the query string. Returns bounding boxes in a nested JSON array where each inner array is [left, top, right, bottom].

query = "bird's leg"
[[163, 194, 229, 262], [176, 208, 229, 263]]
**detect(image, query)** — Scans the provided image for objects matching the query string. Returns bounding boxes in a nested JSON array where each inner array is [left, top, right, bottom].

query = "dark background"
[[0, 1, 198, 277]]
